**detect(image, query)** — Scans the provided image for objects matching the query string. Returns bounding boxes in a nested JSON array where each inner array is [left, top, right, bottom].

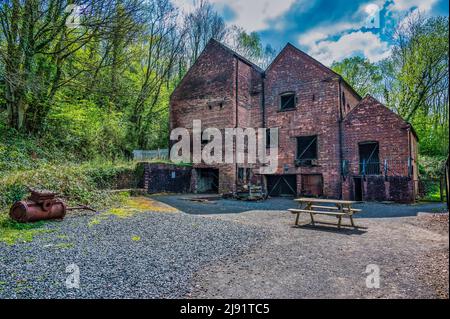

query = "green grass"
[[0, 213, 51, 245]]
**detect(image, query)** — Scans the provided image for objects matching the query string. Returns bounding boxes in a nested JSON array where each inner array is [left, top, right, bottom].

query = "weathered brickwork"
[[265, 45, 343, 198], [342, 95, 418, 202], [169, 39, 418, 202]]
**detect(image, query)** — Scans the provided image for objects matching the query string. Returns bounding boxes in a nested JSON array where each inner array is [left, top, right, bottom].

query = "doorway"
[[301, 174, 323, 197], [196, 168, 219, 193], [266, 175, 297, 197], [354, 177, 363, 201], [359, 142, 380, 175]]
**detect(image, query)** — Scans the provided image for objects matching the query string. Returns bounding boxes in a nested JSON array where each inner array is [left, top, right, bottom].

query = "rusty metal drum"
[[9, 199, 67, 223]]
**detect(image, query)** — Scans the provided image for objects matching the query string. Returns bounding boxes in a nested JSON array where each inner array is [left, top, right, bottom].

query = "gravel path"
[[0, 210, 267, 299], [1, 197, 447, 299], [189, 211, 449, 299], [151, 194, 446, 218]]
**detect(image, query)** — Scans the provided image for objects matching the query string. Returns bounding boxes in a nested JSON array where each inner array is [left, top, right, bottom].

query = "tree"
[[331, 56, 382, 98], [385, 12, 449, 156], [128, 0, 186, 149], [183, 0, 227, 67], [226, 26, 277, 68]]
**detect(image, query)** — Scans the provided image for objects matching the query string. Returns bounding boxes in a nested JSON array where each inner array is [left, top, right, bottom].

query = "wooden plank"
[[288, 209, 346, 216], [294, 198, 356, 205], [311, 205, 340, 210]]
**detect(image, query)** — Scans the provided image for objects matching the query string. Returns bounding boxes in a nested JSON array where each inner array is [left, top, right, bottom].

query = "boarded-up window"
[[280, 92, 296, 110], [297, 136, 318, 160]]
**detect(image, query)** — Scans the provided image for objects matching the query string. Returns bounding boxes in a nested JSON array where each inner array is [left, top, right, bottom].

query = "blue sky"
[[173, 0, 449, 66]]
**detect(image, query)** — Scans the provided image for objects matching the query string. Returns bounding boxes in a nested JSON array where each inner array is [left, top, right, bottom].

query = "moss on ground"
[[88, 196, 178, 227], [0, 213, 52, 245]]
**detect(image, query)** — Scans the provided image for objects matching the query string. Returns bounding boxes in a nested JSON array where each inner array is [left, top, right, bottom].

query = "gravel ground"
[[408, 213, 449, 299], [1, 196, 447, 299], [189, 210, 449, 299], [151, 194, 447, 218], [0, 210, 267, 299]]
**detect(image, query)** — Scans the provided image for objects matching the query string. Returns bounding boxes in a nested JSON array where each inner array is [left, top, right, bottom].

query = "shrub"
[[0, 161, 138, 211]]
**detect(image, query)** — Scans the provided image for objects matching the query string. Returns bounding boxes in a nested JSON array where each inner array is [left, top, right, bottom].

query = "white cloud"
[[171, 0, 196, 13], [172, 0, 299, 32], [298, 22, 362, 47], [298, 1, 385, 48], [212, 0, 299, 31], [308, 31, 391, 66], [388, 0, 438, 12]]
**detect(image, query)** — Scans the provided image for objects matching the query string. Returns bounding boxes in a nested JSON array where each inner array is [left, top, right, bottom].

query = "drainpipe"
[[234, 57, 239, 194], [262, 72, 266, 128], [338, 78, 344, 199], [261, 72, 266, 194]]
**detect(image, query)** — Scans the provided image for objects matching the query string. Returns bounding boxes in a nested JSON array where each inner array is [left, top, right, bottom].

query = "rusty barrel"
[[10, 200, 67, 223]]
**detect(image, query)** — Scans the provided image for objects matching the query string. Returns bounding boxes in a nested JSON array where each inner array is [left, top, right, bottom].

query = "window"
[[359, 142, 380, 175], [238, 168, 245, 182], [280, 92, 296, 110], [265, 128, 279, 149], [238, 168, 251, 183], [296, 135, 318, 166]]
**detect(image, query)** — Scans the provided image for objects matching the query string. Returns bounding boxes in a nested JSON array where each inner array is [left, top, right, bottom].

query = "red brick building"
[[170, 39, 418, 202]]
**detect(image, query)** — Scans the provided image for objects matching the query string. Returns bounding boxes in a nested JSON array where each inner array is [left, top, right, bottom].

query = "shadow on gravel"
[[294, 224, 367, 235]]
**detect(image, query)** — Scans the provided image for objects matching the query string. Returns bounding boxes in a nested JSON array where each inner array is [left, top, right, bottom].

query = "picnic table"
[[288, 198, 362, 229]]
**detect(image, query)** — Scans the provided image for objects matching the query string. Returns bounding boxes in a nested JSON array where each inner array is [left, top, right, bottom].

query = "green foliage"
[[0, 213, 49, 245], [44, 97, 127, 160], [419, 155, 447, 178], [331, 56, 383, 98], [331, 15, 448, 159], [0, 161, 137, 211]]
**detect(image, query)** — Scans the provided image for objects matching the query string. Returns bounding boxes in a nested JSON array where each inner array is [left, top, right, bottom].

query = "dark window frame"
[[296, 135, 318, 160], [279, 92, 297, 111]]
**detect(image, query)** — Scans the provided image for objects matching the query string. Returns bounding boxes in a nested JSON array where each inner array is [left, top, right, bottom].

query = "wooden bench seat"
[[311, 205, 339, 210], [288, 208, 358, 229], [288, 209, 345, 216]]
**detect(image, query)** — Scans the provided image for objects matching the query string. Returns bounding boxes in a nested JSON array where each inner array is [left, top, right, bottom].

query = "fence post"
[[384, 159, 388, 177]]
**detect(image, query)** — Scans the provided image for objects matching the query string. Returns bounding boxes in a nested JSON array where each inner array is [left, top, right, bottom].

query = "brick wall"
[[170, 40, 264, 193], [264, 44, 344, 198], [342, 95, 417, 202], [169, 40, 417, 202]]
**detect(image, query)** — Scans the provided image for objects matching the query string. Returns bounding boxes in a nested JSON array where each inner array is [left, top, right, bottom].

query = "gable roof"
[[172, 39, 362, 101], [210, 39, 264, 73], [170, 38, 263, 99], [345, 94, 419, 141], [265, 43, 361, 100]]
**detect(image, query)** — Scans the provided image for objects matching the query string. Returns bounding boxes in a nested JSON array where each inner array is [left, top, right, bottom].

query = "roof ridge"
[[210, 39, 264, 73]]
